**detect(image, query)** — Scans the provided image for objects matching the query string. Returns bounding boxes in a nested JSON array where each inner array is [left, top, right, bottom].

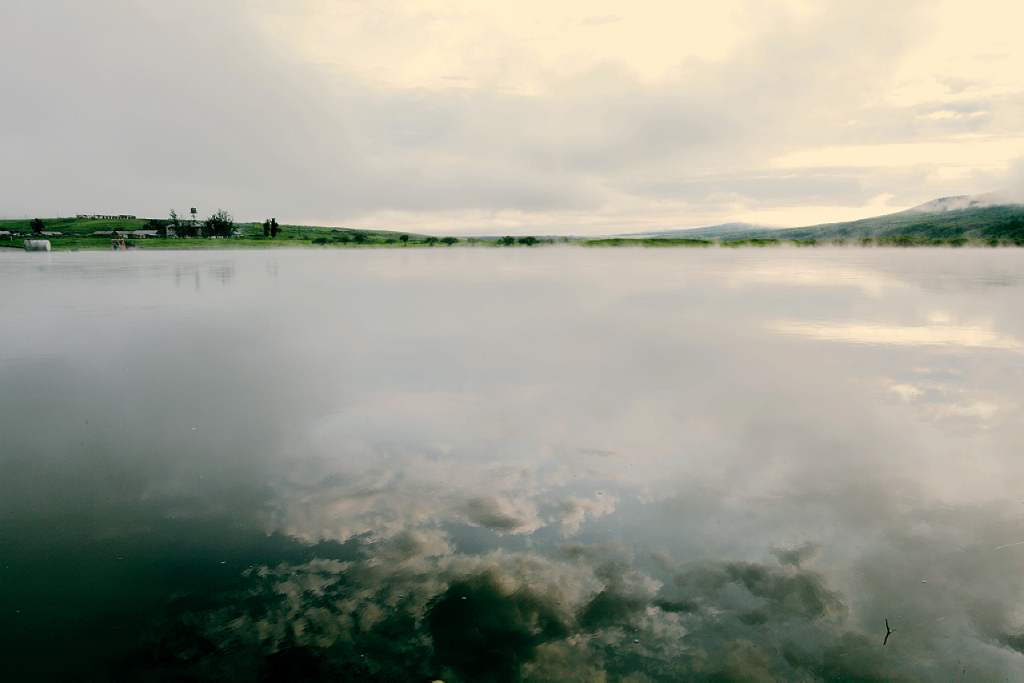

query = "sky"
[[4, 0, 1024, 235]]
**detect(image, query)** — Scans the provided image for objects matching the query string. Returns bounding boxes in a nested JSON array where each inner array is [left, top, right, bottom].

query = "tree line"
[[168, 209, 239, 238]]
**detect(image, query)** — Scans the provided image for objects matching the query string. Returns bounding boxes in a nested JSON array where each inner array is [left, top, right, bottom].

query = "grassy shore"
[[3, 216, 1023, 251], [0, 217, 435, 251]]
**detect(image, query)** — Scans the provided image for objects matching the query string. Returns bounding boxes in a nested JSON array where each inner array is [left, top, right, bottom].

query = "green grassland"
[[4, 206, 1024, 250], [0, 217, 440, 251], [674, 205, 1024, 243], [774, 205, 1024, 241], [1, 216, 149, 235]]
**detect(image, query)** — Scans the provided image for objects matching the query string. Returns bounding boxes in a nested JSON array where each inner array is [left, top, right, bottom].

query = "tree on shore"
[[517, 236, 538, 246], [263, 220, 271, 238], [170, 209, 200, 237], [441, 236, 459, 246], [30, 218, 44, 234], [204, 209, 234, 238], [270, 218, 279, 238], [400, 234, 409, 245]]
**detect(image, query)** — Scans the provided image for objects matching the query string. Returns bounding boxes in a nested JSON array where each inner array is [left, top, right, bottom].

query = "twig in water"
[[994, 541, 1024, 550]]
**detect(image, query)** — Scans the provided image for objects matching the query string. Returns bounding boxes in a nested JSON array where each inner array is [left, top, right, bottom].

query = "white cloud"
[[4, 0, 1024, 232], [771, 136, 1024, 174], [247, 0, 760, 93], [556, 494, 618, 535], [880, 0, 1024, 108]]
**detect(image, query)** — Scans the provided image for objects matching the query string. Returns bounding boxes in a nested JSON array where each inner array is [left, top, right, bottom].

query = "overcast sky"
[[4, 0, 1024, 234]]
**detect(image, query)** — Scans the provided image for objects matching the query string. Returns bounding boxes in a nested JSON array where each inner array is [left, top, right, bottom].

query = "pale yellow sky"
[[240, 0, 1024, 229], [5, 0, 1024, 231], [254, 0, 762, 92], [251, 0, 1024, 100]]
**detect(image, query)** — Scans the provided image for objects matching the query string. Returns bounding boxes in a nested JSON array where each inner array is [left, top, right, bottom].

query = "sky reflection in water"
[[2, 247, 1024, 681]]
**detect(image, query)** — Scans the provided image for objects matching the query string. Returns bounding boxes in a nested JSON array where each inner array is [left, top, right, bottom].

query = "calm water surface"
[[2, 247, 1024, 681]]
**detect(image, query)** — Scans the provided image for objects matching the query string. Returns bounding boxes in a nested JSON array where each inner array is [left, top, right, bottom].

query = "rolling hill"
[[658, 196, 1024, 242]]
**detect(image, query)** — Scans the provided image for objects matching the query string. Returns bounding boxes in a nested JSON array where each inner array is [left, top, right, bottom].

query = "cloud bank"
[[4, 0, 1024, 233]]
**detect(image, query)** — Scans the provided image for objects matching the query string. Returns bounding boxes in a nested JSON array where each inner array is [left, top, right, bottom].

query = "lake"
[[2, 246, 1024, 681]]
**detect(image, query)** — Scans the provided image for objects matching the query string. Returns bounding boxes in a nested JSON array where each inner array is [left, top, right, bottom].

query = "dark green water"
[[2, 247, 1024, 681]]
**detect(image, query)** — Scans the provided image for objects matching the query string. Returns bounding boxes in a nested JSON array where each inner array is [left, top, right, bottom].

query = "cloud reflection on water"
[[768, 319, 1024, 350], [2, 248, 1024, 680]]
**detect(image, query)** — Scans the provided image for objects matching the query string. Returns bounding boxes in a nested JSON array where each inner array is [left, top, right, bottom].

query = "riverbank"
[[2, 235, 1021, 251]]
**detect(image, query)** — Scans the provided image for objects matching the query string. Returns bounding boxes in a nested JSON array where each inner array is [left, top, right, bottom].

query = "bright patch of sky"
[[253, 0, 761, 92]]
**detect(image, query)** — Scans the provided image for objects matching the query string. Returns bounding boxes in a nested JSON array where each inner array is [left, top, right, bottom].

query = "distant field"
[[3, 213, 1023, 250], [0, 217, 438, 250], [583, 237, 714, 247]]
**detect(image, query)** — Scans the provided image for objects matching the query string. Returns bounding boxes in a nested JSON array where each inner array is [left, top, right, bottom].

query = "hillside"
[[767, 203, 1024, 241], [662, 200, 1024, 242], [644, 222, 769, 238]]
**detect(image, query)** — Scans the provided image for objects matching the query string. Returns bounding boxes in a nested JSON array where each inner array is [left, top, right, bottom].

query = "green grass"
[[583, 238, 714, 247], [0, 217, 150, 236], [690, 205, 1024, 242], [5, 235, 1020, 252], [4, 216, 1024, 251], [0, 217, 438, 250]]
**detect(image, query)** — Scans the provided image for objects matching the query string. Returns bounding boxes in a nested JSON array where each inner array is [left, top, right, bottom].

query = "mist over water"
[[3, 247, 1024, 681]]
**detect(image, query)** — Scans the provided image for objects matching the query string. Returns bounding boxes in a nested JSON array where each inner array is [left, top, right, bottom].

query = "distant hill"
[[644, 222, 772, 238], [651, 197, 1024, 242], [904, 192, 1008, 214], [767, 203, 1024, 241]]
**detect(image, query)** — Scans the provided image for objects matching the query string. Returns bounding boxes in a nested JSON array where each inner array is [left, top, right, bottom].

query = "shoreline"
[[2, 236, 1022, 252]]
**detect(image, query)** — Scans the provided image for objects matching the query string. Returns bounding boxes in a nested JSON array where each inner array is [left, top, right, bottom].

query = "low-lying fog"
[[2, 247, 1024, 681]]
